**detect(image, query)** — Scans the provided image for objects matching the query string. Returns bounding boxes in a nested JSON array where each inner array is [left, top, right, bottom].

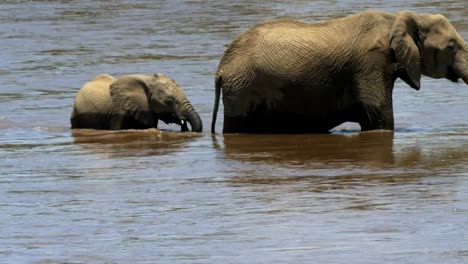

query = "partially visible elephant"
[[211, 10, 468, 133], [71, 73, 203, 132]]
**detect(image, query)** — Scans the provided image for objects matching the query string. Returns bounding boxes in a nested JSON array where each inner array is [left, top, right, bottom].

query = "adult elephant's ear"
[[109, 76, 154, 126], [390, 11, 424, 90]]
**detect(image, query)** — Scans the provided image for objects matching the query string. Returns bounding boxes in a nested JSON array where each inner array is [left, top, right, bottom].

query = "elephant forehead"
[[155, 75, 178, 85], [424, 14, 459, 36], [156, 78, 171, 85], [155, 78, 182, 93]]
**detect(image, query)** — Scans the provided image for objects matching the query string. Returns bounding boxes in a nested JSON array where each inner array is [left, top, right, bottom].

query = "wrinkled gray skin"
[[211, 10, 468, 133], [71, 73, 203, 132]]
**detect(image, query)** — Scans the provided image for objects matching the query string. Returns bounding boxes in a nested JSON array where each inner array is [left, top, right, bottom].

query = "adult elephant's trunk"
[[179, 101, 203, 132]]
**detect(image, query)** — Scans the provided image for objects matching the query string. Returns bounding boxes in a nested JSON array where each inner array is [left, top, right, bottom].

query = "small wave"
[[40, 47, 95, 56], [33, 126, 70, 133], [394, 126, 468, 134], [0, 117, 21, 129]]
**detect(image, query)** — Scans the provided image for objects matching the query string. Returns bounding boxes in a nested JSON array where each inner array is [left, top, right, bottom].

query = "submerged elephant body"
[[71, 73, 202, 132], [212, 10, 468, 133]]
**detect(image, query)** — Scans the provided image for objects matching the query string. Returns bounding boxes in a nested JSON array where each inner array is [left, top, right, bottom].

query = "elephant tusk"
[[180, 120, 189, 132]]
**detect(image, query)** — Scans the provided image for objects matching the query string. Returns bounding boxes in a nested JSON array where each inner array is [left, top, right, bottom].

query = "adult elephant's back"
[[211, 18, 360, 133]]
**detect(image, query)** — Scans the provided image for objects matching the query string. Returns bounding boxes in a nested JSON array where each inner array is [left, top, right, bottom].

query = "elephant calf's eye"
[[164, 98, 175, 106], [447, 42, 458, 51]]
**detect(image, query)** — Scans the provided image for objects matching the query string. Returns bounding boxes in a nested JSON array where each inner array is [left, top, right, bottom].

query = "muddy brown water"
[[1, 1, 467, 263]]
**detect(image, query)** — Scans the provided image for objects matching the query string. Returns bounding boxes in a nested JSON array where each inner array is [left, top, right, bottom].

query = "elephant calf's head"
[[148, 73, 203, 132], [390, 11, 468, 89], [109, 73, 203, 132]]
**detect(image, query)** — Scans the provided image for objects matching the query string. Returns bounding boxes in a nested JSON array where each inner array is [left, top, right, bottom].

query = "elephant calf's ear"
[[390, 11, 423, 90], [109, 77, 154, 126]]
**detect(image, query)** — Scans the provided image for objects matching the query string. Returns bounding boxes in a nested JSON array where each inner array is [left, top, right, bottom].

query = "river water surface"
[[1, 1, 468, 263]]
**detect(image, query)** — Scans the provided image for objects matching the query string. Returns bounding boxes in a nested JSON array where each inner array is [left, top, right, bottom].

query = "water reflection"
[[220, 130, 468, 192], [72, 129, 202, 158], [219, 131, 468, 169], [220, 131, 395, 167]]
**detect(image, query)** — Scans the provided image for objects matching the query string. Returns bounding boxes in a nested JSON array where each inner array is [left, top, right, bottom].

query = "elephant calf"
[[211, 10, 468, 133], [71, 73, 202, 132]]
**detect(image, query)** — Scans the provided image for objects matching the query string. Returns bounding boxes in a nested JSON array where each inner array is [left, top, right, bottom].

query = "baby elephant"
[[71, 73, 202, 132]]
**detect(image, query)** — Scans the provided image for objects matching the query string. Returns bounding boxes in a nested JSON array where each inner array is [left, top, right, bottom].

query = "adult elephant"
[[71, 73, 202, 132], [211, 10, 468, 133]]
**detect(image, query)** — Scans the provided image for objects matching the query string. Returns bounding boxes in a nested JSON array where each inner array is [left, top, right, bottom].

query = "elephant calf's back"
[[70, 75, 117, 129]]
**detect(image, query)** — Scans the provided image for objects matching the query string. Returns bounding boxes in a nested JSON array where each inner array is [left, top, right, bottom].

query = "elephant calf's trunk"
[[187, 111, 203, 132], [181, 102, 203, 132]]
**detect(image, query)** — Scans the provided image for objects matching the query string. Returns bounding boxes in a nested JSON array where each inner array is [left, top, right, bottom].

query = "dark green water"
[[1, 1, 467, 263]]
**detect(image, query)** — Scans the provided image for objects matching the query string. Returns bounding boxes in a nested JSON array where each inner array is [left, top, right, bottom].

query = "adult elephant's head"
[[110, 73, 203, 132], [390, 11, 468, 90]]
